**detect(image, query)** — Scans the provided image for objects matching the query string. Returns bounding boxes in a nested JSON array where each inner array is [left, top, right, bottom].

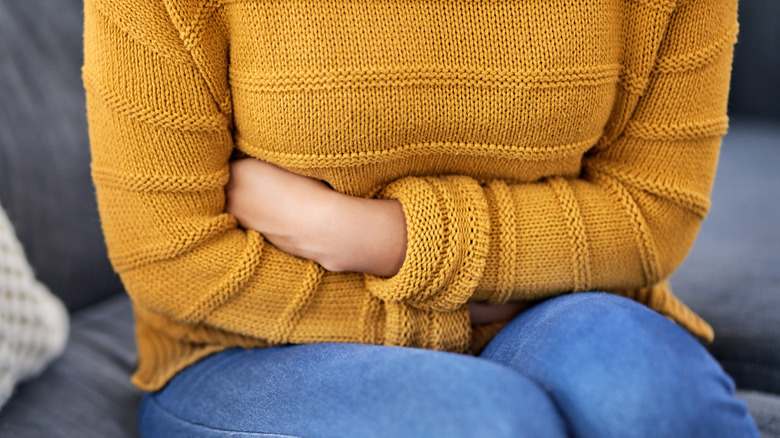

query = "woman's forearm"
[[319, 195, 408, 277], [225, 158, 407, 277], [225, 157, 529, 324]]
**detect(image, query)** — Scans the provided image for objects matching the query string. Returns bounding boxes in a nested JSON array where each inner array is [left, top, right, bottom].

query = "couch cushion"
[[1, 292, 778, 438], [738, 390, 780, 438], [671, 119, 780, 395], [0, 0, 123, 311], [0, 294, 141, 438]]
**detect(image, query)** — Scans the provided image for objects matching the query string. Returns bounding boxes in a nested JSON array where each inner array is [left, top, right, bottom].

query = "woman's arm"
[[83, 0, 470, 352], [226, 158, 529, 324], [363, 0, 739, 318], [225, 158, 407, 278], [223, 0, 737, 325]]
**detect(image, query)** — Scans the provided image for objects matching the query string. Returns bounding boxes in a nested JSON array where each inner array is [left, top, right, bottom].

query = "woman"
[[83, 0, 758, 436]]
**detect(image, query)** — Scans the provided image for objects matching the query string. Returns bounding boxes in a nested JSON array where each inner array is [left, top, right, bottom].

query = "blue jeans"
[[138, 292, 759, 437]]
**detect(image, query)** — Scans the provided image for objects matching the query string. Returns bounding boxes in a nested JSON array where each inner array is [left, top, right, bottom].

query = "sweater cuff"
[[365, 176, 490, 311]]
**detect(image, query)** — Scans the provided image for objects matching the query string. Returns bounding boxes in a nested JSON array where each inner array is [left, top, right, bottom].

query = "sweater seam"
[[81, 56, 228, 133], [162, 0, 232, 118], [88, 0, 193, 66], [607, 2, 679, 137], [144, 394, 309, 437]]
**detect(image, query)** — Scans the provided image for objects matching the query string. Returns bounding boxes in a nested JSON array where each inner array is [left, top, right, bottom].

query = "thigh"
[[480, 292, 759, 438], [139, 343, 568, 438]]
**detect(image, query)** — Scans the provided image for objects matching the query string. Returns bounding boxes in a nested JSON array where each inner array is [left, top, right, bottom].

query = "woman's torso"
[[225, 0, 634, 196]]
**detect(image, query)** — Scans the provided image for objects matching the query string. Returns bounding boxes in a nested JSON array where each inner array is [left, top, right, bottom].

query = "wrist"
[[316, 195, 407, 277], [287, 187, 349, 266], [360, 198, 407, 277]]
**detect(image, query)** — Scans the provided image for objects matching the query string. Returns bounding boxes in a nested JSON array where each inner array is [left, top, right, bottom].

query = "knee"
[[482, 293, 758, 438], [144, 345, 572, 438], [490, 292, 709, 361]]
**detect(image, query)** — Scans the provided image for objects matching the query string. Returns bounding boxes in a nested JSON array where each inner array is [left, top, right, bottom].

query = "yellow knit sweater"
[[83, 0, 738, 391]]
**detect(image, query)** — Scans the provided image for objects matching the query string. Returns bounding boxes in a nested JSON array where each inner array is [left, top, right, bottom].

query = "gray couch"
[[0, 1, 778, 437]]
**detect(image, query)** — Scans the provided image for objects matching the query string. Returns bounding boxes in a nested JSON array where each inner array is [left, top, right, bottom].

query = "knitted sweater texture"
[[83, 0, 738, 391]]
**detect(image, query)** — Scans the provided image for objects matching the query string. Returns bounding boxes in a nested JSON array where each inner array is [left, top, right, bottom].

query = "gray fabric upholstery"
[[740, 391, 780, 438], [728, 0, 780, 120], [0, 0, 123, 311], [0, 292, 776, 438], [0, 0, 778, 436], [672, 119, 780, 395], [0, 294, 141, 438]]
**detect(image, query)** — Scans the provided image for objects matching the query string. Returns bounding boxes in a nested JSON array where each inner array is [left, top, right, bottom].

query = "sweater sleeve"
[[83, 0, 470, 352], [365, 0, 738, 311]]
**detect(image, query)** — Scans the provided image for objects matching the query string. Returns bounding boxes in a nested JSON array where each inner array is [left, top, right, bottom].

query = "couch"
[[0, 0, 778, 436]]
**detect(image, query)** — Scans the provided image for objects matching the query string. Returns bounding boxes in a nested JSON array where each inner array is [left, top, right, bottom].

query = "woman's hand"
[[226, 157, 531, 321], [468, 301, 532, 325], [225, 158, 407, 277]]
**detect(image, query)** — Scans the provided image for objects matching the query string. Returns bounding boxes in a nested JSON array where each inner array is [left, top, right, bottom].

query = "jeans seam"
[[144, 393, 311, 438]]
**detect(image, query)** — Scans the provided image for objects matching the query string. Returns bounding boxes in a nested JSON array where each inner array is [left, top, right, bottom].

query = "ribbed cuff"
[[365, 176, 490, 311]]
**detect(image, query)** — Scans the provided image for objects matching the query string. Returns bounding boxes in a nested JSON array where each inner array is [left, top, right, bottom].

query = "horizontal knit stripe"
[[629, 0, 677, 13], [83, 69, 228, 131], [588, 171, 662, 286], [624, 116, 730, 141], [91, 166, 230, 192], [107, 215, 237, 272], [223, 0, 676, 12], [268, 263, 324, 344], [548, 177, 592, 293], [229, 64, 622, 93], [619, 66, 651, 96], [654, 23, 740, 74], [83, 0, 735, 390], [89, 0, 193, 65], [235, 134, 603, 168], [483, 181, 517, 304], [180, 230, 264, 323], [585, 159, 711, 218]]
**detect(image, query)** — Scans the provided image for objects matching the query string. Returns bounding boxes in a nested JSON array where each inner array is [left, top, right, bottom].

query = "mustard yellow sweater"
[[83, 0, 738, 391]]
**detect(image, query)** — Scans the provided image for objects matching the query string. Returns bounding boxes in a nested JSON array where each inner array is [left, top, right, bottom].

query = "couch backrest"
[[728, 0, 780, 121], [0, 0, 123, 311]]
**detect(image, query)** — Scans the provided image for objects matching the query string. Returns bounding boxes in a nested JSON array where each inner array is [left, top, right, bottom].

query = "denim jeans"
[[138, 292, 759, 437]]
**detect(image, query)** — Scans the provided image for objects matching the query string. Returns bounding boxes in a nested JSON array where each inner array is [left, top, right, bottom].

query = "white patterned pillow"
[[0, 203, 68, 410]]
